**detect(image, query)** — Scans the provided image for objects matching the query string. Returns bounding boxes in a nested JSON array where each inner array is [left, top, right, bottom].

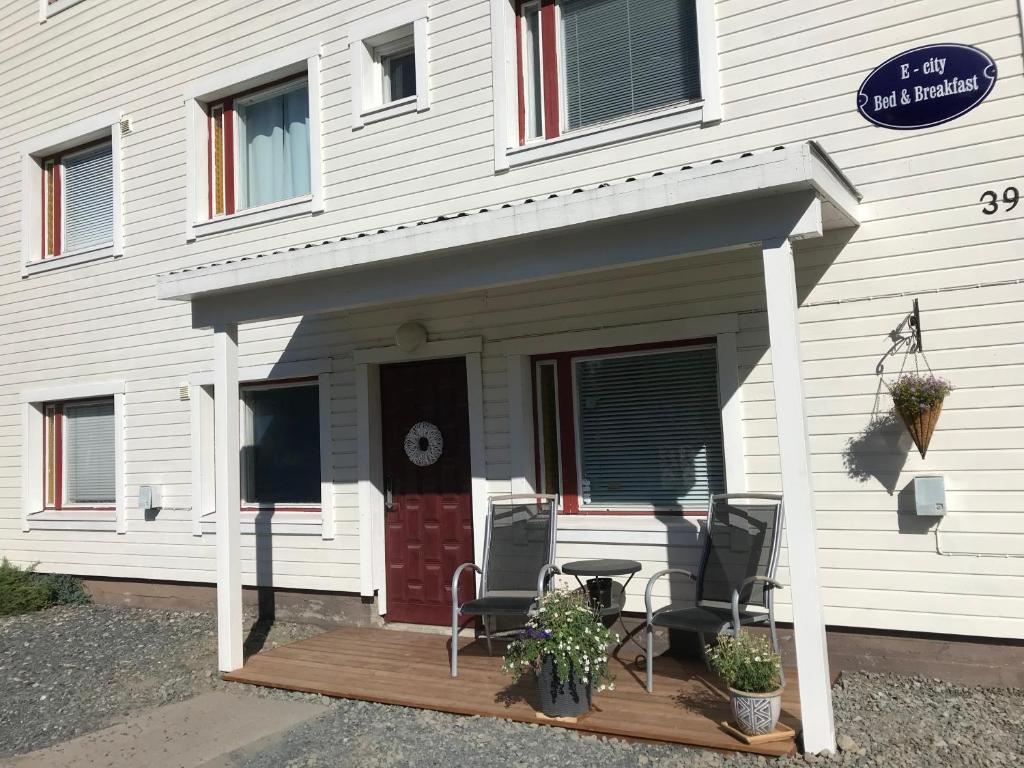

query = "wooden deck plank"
[[225, 627, 801, 757]]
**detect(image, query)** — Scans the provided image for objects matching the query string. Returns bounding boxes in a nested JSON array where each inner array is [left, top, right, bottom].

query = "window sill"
[[507, 101, 707, 168], [25, 509, 118, 532], [198, 510, 323, 536], [557, 514, 701, 546], [192, 195, 315, 238], [42, 0, 87, 21], [356, 96, 422, 127], [22, 244, 118, 277]]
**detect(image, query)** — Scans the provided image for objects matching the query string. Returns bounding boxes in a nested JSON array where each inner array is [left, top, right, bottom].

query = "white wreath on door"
[[403, 421, 444, 467]]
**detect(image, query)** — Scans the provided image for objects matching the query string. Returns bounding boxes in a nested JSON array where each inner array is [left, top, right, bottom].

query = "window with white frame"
[[41, 140, 114, 258], [207, 76, 311, 217], [21, 113, 123, 272], [516, 0, 702, 142], [349, 2, 430, 127], [42, 397, 116, 510], [533, 342, 726, 514], [376, 29, 418, 105], [240, 380, 321, 509], [184, 42, 323, 238]]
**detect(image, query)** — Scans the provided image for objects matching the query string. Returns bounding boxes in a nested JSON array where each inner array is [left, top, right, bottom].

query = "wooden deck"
[[224, 627, 802, 757]]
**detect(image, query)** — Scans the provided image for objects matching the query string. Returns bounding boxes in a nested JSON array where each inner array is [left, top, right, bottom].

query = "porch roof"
[[157, 141, 859, 313]]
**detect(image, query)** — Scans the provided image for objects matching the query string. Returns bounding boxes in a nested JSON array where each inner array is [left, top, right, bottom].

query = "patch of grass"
[[0, 559, 52, 616], [35, 572, 92, 606], [0, 559, 91, 617]]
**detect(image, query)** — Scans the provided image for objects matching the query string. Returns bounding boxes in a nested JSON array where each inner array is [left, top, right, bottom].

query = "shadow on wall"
[[843, 408, 913, 496]]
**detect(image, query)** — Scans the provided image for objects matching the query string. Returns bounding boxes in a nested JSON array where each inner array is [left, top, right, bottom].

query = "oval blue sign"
[[857, 44, 996, 130]]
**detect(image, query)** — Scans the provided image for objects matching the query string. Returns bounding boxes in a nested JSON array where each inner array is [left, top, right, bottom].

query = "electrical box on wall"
[[138, 485, 161, 511], [912, 475, 946, 516]]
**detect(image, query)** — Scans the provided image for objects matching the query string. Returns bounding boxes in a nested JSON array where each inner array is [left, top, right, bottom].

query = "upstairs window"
[[207, 77, 311, 217], [348, 3, 430, 128], [533, 342, 725, 514], [41, 140, 114, 258], [516, 0, 702, 143], [43, 398, 116, 510], [375, 31, 417, 104]]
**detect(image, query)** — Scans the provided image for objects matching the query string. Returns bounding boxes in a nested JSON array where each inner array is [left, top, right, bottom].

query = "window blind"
[[574, 346, 725, 510], [65, 400, 116, 505], [62, 142, 114, 253], [561, 0, 701, 130]]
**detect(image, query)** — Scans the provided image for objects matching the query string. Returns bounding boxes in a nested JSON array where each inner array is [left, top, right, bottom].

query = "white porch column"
[[214, 324, 244, 672], [761, 238, 836, 754]]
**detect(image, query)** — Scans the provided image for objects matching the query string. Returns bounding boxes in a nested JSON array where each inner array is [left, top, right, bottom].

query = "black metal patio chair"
[[450, 495, 559, 677], [643, 493, 786, 692]]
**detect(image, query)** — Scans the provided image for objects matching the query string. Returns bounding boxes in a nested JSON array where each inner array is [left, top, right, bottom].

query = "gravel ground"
[[0, 604, 321, 758], [2, 605, 1021, 767]]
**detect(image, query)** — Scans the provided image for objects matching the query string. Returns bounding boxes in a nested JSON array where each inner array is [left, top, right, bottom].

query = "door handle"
[[384, 476, 394, 511]]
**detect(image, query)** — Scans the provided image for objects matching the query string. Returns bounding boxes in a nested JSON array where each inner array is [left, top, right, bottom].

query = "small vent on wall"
[[120, 117, 133, 135], [178, 383, 190, 401]]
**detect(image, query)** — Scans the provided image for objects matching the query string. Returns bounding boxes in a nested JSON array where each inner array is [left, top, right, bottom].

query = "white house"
[[2, 0, 1023, 754]]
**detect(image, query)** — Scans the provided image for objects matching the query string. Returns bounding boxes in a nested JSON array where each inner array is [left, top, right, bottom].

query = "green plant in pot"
[[501, 588, 615, 718], [706, 631, 783, 736]]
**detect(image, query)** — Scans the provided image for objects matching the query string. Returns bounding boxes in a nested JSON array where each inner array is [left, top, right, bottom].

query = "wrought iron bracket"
[[908, 298, 923, 352]]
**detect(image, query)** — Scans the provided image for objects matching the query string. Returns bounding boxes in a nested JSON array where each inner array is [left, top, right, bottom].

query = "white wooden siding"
[[0, 0, 1022, 638]]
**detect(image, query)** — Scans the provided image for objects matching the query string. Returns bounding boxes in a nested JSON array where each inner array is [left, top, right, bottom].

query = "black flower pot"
[[587, 577, 613, 611], [536, 654, 592, 718]]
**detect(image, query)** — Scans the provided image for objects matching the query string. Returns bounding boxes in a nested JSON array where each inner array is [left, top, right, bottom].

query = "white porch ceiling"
[[157, 141, 860, 327]]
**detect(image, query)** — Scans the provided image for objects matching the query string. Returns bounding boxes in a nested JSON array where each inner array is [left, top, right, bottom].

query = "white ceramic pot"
[[729, 687, 782, 735]]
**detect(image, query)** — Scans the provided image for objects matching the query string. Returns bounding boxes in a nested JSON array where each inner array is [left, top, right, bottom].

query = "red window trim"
[[40, 137, 113, 260], [43, 403, 63, 510], [514, 2, 527, 145], [531, 337, 717, 517], [206, 73, 307, 218], [240, 506, 322, 514], [539, 0, 560, 139], [42, 398, 117, 512], [515, 0, 560, 144], [44, 160, 61, 258]]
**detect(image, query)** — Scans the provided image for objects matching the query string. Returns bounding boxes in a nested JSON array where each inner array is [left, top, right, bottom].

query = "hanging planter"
[[887, 373, 953, 458]]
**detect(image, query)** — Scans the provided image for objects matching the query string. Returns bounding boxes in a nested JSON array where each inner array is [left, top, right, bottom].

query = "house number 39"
[[980, 186, 1019, 215]]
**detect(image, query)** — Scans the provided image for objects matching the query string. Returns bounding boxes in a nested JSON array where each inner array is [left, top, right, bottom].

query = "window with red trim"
[[206, 76, 311, 218], [40, 140, 114, 259], [43, 397, 116, 510], [240, 379, 321, 510], [532, 340, 725, 515], [515, 0, 702, 144]]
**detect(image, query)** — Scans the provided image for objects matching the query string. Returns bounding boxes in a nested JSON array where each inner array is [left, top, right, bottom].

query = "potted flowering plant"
[[706, 631, 783, 736], [501, 588, 615, 718], [887, 373, 953, 458]]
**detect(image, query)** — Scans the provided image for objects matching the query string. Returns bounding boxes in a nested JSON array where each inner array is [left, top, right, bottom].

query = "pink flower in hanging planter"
[[888, 373, 953, 415], [887, 373, 953, 458]]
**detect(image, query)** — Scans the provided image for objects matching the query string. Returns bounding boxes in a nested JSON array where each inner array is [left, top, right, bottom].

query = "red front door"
[[381, 357, 475, 625]]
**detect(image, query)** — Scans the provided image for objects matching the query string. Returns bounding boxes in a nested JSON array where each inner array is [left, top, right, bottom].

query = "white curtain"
[[240, 86, 311, 209]]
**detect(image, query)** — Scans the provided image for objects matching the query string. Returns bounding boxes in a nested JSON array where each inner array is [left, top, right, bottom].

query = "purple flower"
[[519, 627, 552, 640]]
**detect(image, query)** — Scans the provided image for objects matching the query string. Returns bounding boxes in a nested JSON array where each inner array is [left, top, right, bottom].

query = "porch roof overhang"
[[158, 141, 860, 328]]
